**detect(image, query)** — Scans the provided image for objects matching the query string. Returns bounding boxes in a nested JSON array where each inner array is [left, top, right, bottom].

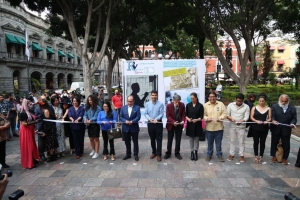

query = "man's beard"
[[278, 101, 289, 108]]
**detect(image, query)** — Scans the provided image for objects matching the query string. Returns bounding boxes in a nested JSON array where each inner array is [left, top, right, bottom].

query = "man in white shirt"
[[226, 93, 250, 163], [216, 82, 222, 100]]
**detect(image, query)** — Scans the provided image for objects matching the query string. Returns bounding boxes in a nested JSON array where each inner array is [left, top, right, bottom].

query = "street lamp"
[[151, 53, 155, 59]]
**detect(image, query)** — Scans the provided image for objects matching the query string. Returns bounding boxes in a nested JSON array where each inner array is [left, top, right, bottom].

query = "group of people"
[[0, 87, 300, 170]]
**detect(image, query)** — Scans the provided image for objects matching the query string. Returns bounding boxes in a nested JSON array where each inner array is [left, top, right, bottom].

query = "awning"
[[77, 56, 80, 60], [32, 43, 43, 51], [46, 47, 55, 54], [14, 36, 26, 45], [58, 50, 66, 57], [5, 34, 19, 44], [278, 46, 285, 50], [67, 52, 74, 58], [270, 46, 276, 50], [277, 60, 285, 65]]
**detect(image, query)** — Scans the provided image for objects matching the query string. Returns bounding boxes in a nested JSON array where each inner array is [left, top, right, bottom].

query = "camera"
[[0, 170, 12, 180], [0, 165, 24, 200], [285, 192, 300, 200]]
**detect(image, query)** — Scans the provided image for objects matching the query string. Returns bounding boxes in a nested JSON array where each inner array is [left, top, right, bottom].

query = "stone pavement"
[[2, 124, 300, 200]]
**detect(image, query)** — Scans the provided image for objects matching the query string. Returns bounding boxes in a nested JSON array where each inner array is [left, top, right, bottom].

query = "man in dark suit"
[[164, 94, 186, 160], [120, 95, 141, 161], [270, 94, 297, 165]]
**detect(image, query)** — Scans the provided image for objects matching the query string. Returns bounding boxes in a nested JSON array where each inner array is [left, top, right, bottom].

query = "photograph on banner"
[[165, 90, 200, 106], [163, 66, 198, 91], [125, 75, 158, 108]]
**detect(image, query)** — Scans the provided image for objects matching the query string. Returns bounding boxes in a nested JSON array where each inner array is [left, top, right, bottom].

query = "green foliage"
[[268, 72, 277, 85], [223, 85, 300, 105], [31, 78, 42, 92]]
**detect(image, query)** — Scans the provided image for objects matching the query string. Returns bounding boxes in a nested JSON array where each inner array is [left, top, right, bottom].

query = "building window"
[[278, 64, 284, 71], [16, 44, 22, 54], [47, 54, 52, 60], [59, 56, 63, 62], [33, 50, 39, 58], [7, 43, 13, 53], [278, 49, 284, 53]]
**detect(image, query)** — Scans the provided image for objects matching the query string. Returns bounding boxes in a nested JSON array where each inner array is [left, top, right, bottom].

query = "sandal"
[[254, 156, 259, 164], [258, 156, 263, 164], [104, 155, 108, 160], [111, 155, 115, 161]]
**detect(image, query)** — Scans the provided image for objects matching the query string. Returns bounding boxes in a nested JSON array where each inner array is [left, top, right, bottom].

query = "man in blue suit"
[[120, 95, 141, 161]]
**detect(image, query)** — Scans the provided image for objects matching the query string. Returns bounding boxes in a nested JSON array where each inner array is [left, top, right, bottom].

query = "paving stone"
[[264, 178, 291, 188], [245, 178, 271, 188], [131, 171, 149, 178], [205, 187, 228, 198], [184, 187, 208, 198], [228, 178, 251, 187], [198, 170, 217, 178], [83, 178, 105, 186], [165, 187, 186, 198], [282, 178, 300, 187], [182, 171, 199, 178], [119, 178, 139, 187], [104, 187, 126, 198], [210, 178, 232, 187], [15, 177, 39, 186], [84, 187, 107, 198], [32, 177, 55, 186], [145, 188, 165, 198], [100, 178, 122, 187], [34, 170, 56, 177], [49, 170, 71, 177], [48, 177, 72, 186], [98, 170, 117, 178], [124, 187, 146, 198], [65, 186, 89, 197]]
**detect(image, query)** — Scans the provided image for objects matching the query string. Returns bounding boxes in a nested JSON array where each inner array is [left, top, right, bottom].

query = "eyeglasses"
[[209, 96, 216, 98]]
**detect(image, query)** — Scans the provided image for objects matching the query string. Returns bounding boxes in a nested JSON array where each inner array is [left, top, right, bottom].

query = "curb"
[[291, 134, 300, 142]]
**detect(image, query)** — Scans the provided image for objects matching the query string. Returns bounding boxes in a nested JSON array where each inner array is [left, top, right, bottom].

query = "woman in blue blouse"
[[97, 101, 117, 161], [68, 96, 85, 159], [83, 95, 101, 159]]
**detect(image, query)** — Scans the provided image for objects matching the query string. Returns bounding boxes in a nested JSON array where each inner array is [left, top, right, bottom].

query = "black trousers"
[[64, 124, 74, 149], [252, 130, 268, 157], [165, 126, 183, 156], [102, 130, 115, 155], [71, 129, 85, 156], [38, 135, 45, 156], [147, 123, 163, 156], [124, 131, 139, 156], [270, 132, 291, 160], [9, 116, 16, 135], [0, 140, 6, 165], [296, 147, 300, 164]]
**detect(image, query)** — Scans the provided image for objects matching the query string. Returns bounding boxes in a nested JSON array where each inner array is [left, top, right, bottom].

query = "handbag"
[[247, 125, 253, 138], [107, 124, 122, 140], [200, 120, 206, 141], [276, 142, 284, 163]]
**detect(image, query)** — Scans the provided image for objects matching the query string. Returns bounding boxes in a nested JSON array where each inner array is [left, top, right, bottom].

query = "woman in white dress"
[[51, 96, 66, 157]]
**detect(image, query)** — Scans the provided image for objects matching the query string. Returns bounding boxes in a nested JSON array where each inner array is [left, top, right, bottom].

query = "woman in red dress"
[[19, 98, 40, 169]]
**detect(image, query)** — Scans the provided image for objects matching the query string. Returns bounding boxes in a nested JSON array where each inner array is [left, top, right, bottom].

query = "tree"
[[190, 0, 276, 93], [262, 42, 275, 84], [8, 0, 118, 97]]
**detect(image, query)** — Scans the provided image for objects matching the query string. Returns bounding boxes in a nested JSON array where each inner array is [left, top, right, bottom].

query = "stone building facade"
[[0, 1, 122, 94]]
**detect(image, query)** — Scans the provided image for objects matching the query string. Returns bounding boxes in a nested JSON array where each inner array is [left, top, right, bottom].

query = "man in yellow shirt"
[[204, 92, 227, 162]]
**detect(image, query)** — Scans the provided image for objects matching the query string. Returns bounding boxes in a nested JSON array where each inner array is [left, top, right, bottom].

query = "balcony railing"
[[0, 52, 82, 69]]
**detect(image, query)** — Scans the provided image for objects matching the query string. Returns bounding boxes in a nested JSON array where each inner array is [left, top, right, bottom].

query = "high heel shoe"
[[254, 156, 259, 164], [194, 150, 198, 161], [258, 156, 263, 164], [190, 151, 195, 161]]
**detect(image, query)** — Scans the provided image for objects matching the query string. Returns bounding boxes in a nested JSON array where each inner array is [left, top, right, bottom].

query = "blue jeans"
[[217, 91, 222, 100], [206, 130, 224, 157]]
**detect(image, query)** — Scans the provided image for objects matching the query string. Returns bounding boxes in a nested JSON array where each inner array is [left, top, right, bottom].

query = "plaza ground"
[[2, 124, 300, 200]]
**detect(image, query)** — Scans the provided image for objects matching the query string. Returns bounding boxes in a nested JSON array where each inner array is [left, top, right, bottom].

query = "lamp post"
[[154, 41, 169, 59]]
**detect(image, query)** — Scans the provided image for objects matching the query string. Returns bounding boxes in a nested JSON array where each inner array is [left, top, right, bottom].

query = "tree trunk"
[[106, 61, 113, 99], [198, 36, 205, 59], [82, 56, 93, 98], [239, 82, 247, 94]]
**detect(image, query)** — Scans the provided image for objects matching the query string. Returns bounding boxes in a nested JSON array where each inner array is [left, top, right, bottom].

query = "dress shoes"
[[157, 156, 162, 162], [2, 163, 10, 168], [175, 154, 182, 160], [164, 154, 170, 159], [150, 154, 156, 159], [295, 163, 300, 168], [123, 155, 131, 160], [134, 155, 139, 161], [40, 155, 47, 161]]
